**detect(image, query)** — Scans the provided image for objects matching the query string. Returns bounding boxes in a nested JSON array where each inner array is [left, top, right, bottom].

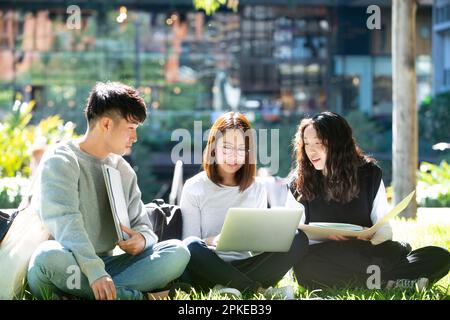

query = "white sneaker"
[[263, 286, 295, 300], [385, 277, 429, 291], [212, 285, 243, 299]]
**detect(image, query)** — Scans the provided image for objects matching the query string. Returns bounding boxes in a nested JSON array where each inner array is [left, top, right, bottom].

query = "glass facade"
[[0, 1, 437, 199], [0, 3, 433, 119]]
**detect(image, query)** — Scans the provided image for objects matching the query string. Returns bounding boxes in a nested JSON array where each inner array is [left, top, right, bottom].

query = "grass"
[[19, 217, 449, 300], [171, 217, 450, 301]]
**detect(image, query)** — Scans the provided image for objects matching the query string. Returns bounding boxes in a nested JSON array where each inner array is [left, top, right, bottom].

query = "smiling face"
[[215, 129, 246, 177], [303, 124, 327, 171], [104, 116, 139, 156]]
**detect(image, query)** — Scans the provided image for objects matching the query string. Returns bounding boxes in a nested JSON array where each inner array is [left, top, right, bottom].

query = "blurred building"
[[433, 0, 450, 94], [0, 0, 434, 118], [0, 0, 441, 200]]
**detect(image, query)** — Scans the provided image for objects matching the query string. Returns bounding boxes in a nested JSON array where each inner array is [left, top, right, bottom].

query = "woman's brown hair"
[[292, 111, 375, 203], [203, 112, 256, 192]]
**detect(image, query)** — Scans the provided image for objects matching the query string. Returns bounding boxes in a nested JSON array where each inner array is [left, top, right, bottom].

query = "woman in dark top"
[[287, 111, 450, 290]]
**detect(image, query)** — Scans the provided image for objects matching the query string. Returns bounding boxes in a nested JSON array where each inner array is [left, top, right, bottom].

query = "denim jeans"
[[180, 231, 309, 292], [27, 239, 190, 300]]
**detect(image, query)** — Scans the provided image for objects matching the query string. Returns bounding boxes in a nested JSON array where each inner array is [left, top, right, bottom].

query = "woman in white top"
[[180, 112, 308, 293]]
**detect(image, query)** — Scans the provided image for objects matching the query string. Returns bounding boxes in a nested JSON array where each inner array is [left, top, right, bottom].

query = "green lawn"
[[20, 217, 449, 300], [171, 218, 450, 300]]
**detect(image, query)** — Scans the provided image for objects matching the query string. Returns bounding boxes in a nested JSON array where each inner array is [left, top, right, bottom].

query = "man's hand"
[[118, 225, 146, 255], [205, 234, 220, 247], [91, 276, 116, 300]]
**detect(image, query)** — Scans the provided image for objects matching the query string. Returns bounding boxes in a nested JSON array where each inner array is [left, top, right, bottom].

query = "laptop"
[[102, 164, 131, 241], [215, 208, 303, 252]]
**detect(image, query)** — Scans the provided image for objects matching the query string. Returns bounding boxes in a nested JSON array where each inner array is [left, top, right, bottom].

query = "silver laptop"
[[215, 208, 303, 252]]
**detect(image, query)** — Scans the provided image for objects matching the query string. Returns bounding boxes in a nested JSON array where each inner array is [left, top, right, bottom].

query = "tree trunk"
[[392, 0, 418, 218]]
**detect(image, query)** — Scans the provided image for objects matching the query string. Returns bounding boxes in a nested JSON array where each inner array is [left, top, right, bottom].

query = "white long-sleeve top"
[[180, 171, 268, 261]]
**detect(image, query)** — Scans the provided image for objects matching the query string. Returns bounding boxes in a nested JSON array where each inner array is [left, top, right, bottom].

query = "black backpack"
[[145, 199, 183, 241], [0, 175, 36, 244], [0, 210, 19, 243]]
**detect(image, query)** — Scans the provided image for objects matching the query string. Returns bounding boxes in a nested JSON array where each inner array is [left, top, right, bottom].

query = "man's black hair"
[[84, 82, 147, 125]]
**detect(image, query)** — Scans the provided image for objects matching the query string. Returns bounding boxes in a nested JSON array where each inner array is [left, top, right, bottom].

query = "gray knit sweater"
[[32, 141, 157, 284]]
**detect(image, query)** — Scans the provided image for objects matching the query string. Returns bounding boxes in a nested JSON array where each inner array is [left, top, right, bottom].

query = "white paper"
[[299, 190, 415, 241]]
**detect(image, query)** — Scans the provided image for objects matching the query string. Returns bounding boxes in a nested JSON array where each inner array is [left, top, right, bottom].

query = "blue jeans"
[[27, 239, 190, 300], [180, 231, 309, 292]]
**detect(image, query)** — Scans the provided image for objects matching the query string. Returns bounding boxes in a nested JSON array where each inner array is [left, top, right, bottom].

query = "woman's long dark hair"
[[292, 112, 375, 203]]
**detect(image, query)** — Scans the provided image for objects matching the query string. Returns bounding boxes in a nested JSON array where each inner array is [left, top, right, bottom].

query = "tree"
[[193, 0, 239, 15], [392, 0, 417, 218]]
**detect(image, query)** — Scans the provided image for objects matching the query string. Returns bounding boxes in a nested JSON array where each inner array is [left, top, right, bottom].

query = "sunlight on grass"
[[391, 217, 450, 291], [19, 218, 449, 300], [172, 218, 450, 301]]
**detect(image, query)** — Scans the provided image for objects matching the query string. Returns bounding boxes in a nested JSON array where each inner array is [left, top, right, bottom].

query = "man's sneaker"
[[385, 277, 429, 291], [262, 286, 295, 300], [213, 285, 243, 299]]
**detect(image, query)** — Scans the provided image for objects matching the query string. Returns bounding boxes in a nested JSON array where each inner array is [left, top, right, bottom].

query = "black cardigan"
[[289, 162, 382, 227]]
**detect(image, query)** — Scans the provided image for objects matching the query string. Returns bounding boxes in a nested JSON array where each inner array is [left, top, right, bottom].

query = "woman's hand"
[[356, 227, 373, 241], [205, 234, 221, 247], [328, 234, 350, 241], [327, 228, 373, 241]]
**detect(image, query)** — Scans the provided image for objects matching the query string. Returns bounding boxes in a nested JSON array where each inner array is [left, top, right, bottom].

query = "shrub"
[[0, 100, 78, 208], [419, 92, 450, 146], [0, 177, 29, 209], [417, 161, 450, 207]]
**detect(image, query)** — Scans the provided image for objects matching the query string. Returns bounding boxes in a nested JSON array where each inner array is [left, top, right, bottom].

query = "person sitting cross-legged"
[[288, 111, 450, 290], [27, 82, 190, 300], [179, 112, 309, 299]]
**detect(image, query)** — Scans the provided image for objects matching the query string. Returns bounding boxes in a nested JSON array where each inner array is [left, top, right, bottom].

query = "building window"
[[333, 76, 360, 115], [373, 76, 392, 116], [445, 68, 450, 86], [444, 31, 450, 87], [435, 3, 450, 24]]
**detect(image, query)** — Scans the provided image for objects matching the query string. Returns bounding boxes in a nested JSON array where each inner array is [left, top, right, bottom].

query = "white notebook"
[[299, 190, 416, 241], [102, 164, 131, 241]]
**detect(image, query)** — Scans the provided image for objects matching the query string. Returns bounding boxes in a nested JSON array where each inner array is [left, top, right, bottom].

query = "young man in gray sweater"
[[27, 82, 190, 300]]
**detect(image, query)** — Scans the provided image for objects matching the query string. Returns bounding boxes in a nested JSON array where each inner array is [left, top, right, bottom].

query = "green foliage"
[[419, 91, 450, 146], [345, 110, 381, 152], [0, 177, 29, 209], [251, 112, 300, 177], [133, 110, 211, 201], [0, 87, 14, 111], [417, 161, 450, 207], [193, 0, 227, 15], [138, 110, 211, 151], [0, 101, 35, 178], [160, 83, 208, 111], [0, 101, 78, 207], [0, 101, 78, 178]]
